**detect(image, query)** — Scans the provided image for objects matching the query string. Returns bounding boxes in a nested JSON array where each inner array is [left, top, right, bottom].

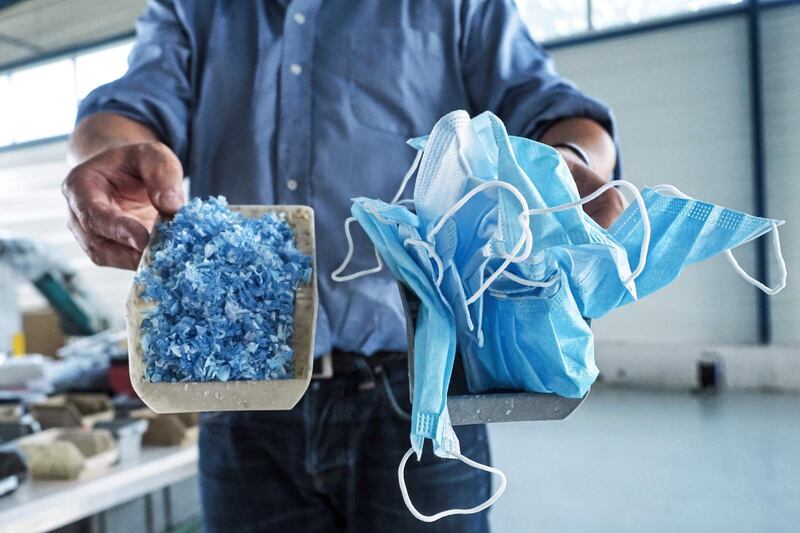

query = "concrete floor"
[[487, 389, 800, 533]]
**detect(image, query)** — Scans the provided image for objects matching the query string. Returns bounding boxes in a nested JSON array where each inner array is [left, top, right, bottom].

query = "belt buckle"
[[312, 352, 334, 380]]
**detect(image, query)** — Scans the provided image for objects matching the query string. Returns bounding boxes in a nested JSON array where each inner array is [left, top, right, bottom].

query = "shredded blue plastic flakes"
[[135, 196, 312, 383]]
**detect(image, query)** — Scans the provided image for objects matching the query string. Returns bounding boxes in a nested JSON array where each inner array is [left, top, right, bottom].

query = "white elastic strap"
[[397, 447, 507, 523], [402, 237, 475, 331], [426, 180, 533, 264], [404, 238, 445, 287], [331, 152, 423, 283], [330, 217, 384, 281], [425, 180, 534, 305], [725, 226, 787, 295], [523, 179, 651, 284], [652, 184, 787, 295], [391, 149, 424, 204]]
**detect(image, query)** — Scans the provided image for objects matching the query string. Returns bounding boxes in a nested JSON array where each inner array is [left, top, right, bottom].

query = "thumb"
[[123, 142, 185, 215]]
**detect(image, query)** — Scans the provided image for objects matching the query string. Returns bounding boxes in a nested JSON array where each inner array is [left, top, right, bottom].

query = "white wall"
[[551, 14, 793, 348]]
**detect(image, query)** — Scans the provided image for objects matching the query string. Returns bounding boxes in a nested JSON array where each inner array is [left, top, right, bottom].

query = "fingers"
[[63, 165, 151, 252], [122, 143, 185, 215], [62, 141, 183, 270], [67, 210, 143, 270]]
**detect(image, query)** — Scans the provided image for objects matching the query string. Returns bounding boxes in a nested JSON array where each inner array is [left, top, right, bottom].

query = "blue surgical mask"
[[348, 198, 458, 458], [460, 267, 597, 398], [332, 113, 509, 522], [452, 112, 639, 337], [344, 196, 508, 523], [332, 111, 787, 524], [598, 185, 787, 313]]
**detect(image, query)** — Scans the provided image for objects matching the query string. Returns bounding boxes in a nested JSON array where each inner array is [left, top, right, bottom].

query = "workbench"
[[0, 445, 198, 533]]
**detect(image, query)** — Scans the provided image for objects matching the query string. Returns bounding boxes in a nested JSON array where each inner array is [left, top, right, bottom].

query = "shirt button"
[[293, 12, 306, 25], [286, 179, 298, 191], [290, 63, 302, 75]]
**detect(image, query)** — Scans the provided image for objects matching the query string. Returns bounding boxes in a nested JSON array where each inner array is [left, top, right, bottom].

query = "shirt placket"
[[277, 0, 317, 206]]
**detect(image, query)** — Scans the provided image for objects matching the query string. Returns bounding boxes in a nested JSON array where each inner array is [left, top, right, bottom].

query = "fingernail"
[[114, 224, 141, 251], [126, 235, 142, 251], [157, 191, 183, 212], [116, 228, 139, 251]]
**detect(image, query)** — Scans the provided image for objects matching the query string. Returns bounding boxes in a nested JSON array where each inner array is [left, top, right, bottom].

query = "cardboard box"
[[30, 393, 114, 430], [17, 428, 118, 480], [130, 408, 199, 447], [22, 308, 65, 357]]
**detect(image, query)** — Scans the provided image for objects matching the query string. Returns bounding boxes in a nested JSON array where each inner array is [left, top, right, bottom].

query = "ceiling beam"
[[0, 32, 41, 53]]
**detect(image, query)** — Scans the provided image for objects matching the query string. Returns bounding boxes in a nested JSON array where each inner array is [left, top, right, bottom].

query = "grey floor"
[[487, 389, 800, 533]]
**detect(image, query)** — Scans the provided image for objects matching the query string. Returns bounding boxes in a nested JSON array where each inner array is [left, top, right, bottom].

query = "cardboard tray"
[[130, 408, 199, 447], [127, 205, 318, 413], [29, 393, 114, 430], [17, 428, 118, 480]]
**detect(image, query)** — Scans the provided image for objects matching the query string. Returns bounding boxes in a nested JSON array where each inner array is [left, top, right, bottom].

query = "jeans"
[[198, 354, 492, 532]]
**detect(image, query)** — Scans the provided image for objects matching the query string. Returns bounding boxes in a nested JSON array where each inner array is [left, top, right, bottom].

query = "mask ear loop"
[[391, 149, 424, 204], [331, 151, 423, 282], [652, 184, 787, 295], [403, 238, 444, 287], [725, 225, 786, 295], [397, 446, 507, 523], [522, 179, 651, 285], [403, 238, 473, 329], [330, 217, 384, 282], [425, 180, 534, 306]]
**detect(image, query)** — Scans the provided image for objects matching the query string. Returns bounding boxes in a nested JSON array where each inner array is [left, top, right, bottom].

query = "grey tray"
[[399, 284, 587, 425]]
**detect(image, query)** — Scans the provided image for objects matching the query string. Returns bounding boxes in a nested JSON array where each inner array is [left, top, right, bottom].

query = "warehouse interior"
[[0, 1, 798, 532]]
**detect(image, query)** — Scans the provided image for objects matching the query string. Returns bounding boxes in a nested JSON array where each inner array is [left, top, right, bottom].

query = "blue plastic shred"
[[135, 197, 312, 383]]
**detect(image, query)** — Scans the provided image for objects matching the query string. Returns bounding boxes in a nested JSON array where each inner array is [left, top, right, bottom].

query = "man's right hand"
[[62, 142, 185, 270]]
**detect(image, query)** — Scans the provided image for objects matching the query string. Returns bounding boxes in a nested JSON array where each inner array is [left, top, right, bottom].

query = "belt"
[[311, 350, 407, 380]]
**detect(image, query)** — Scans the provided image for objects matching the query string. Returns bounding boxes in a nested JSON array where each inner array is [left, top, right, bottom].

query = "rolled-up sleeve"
[[77, 0, 192, 163], [460, 0, 620, 178]]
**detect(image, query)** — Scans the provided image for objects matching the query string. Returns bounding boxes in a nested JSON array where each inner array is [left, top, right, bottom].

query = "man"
[[63, 1, 622, 531]]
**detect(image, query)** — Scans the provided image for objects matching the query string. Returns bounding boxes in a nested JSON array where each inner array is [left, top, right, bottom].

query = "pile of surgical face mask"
[[331, 110, 787, 523], [135, 196, 312, 383]]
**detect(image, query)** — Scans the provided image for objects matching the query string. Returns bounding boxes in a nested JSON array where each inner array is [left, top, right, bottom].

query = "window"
[[0, 40, 133, 149], [8, 59, 77, 143], [75, 42, 134, 100], [516, 0, 590, 42], [515, 0, 746, 41], [0, 75, 13, 146], [591, 0, 744, 30]]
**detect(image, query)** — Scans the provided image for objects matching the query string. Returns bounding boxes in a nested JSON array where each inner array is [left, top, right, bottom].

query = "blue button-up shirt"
[[79, 0, 616, 357]]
